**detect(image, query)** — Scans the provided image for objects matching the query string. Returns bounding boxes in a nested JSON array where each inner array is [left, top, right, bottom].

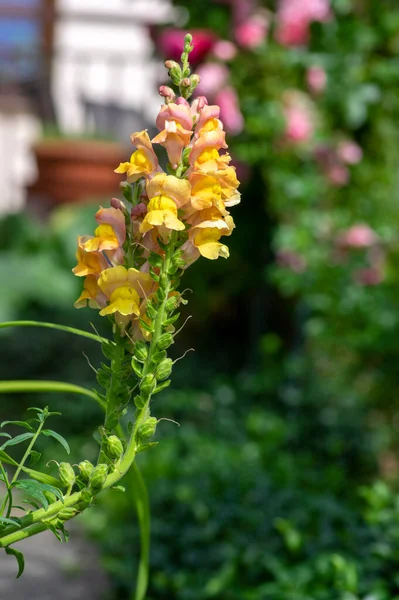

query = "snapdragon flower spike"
[[73, 33, 240, 335]]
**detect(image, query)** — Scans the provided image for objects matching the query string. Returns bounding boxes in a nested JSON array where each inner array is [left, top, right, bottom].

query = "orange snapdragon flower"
[[82, 207, 126, 253], [152, 103, 193, 168]]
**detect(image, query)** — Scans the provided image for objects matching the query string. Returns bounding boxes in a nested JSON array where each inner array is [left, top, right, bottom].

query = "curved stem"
[[0, 321, 110, 344], [0, 381, 105, 409]]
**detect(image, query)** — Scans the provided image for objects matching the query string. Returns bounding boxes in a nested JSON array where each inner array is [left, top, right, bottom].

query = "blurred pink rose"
[[215, 86, 244, 135], [327, 164, 350, 187], [212, 40, 238, 61], [307, 66, 327, 95], [196, 63, 230, 98], [283, 91, 315, 144], [276, 0, 331, 47], [353, 267, 384, 286], [337, 140, 363, 165], [276, 250, 307, 273], [338, 224, 378, 249], [235, 13, 269, 49], [155, 28, 216, 65]]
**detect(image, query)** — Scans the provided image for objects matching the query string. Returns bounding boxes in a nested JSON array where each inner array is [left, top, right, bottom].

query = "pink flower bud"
[[306, 66, 327, 95], [131, 203, 147, 220], [176, 97, 190, 106], [110, 197, 126, 212], [235, 13, 269, 49], [159, 85, 176, 102]]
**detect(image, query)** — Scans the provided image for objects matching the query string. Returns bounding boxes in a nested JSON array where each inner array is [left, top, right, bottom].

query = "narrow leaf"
[[27, 451, 41, 467], [1, 421, 34, 432], [0, 320, 110, 344], [5, 547, 25, 578], [42, 430, 70, 455], [0, 433, 34, 450], [0, 517, 21, 528]]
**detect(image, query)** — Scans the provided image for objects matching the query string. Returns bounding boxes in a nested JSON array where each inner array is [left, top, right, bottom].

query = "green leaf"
[[1, 421, 34, 432], [0, 517, 21, 529], [5, 546, 25, 578], [27, 450, 41, 467], [42, 430, 70, 454], [0, 433, 34, 450], [13, 480, 64, 510], [0, 433, 11, 439]]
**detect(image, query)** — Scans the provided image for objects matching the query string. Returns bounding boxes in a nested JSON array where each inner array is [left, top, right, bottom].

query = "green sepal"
[[153, 380, 171, 394], [134, 395, 146, 409], [139, 319, 155, 334], [131, 358, 143, 378], [101, 342, 115, 360], [137, 442, 159, 454], [164, 313, 180, 327], [148, 252, 163, 268], [149, 268, 160, 283]]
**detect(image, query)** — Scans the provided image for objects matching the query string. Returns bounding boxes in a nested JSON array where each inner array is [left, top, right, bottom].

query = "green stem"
[[0, 462, 12, 518], [0, 381, 105, 409], [0, 321, 109, 344], [0, 523, 47, 547], [11, 419, 45, 485], [130, 462, 150, 600]]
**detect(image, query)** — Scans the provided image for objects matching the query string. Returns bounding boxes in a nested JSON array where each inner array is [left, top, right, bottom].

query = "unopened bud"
[[78, 460, 94, 482], [181, 77, 191, 88], [106, 435, 124, 460], [165, 295, 178, 312], [59, 462, 76, 488], [138, 417, 158, 440], [110, 197, 126, 212], [176, 97, 190, 106], [165, 60, 179, 71], [157, 358, 173, 381], [156, 333, 174, 351], [134, 340, 148, 363], [196, 96, 208, 111], [159, 85, 176, 103], [89, 464, 108, 491], [140, 374, 157, 398], [189, 74, 200, 91]]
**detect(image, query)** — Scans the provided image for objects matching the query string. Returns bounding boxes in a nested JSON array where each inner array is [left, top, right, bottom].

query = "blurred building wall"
[[0, 0, 176, 214]]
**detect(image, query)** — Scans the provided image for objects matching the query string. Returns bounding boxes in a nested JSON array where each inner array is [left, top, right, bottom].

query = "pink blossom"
[[155, 28, 216, 65], [307, 66, 327, 95], [338, 224, 378, 249], [195, 63, 230, 98], [327, 164, 350, 187], [212, 40, 238, 61], [337, 140, 363, 165], [235, 13, 269, 49], [276, 0, 331, 47], [215, 87, 244, 135], [283, 91, 314, 144], [353, 267, 384, 286], [276, 250, 307, 273]]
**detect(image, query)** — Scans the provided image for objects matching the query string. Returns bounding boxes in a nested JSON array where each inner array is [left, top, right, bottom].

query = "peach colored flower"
[[115, 130, 159, 182]]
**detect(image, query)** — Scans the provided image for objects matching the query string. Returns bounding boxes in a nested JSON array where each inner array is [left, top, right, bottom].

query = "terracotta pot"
[[27, 139, 126, 206]]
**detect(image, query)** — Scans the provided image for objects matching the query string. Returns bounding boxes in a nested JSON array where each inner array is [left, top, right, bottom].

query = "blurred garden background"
[[2, 0, 399, 598]]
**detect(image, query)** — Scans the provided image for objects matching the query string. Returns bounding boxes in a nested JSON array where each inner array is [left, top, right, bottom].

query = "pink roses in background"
[[276, 0, 331, 46], [283, 91, 315, 144]]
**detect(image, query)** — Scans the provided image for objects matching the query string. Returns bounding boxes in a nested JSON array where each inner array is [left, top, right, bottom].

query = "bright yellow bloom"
[[98, 266, 153, 317], [115, 130, 159, 182], [193, 228, 230, 260], [74, 275, 107, 309], [140, 195, 185, 234], [82, 207, 126, 253], [140, 173, 191, 235]]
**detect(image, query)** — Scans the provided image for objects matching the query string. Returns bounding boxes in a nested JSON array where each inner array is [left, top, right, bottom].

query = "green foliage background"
[[2, 0, 399, 597]]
